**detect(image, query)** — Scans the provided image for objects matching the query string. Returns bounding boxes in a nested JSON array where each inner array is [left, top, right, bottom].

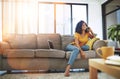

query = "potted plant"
[[107, 24, 120, 48]]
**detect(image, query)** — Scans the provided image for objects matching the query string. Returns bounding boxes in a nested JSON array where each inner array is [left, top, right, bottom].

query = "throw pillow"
[[47, 40, 54, 49], [86, 37, 100, 50]]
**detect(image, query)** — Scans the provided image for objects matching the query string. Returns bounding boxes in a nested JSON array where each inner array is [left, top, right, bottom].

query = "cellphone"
[[85, 27, 90, 32]]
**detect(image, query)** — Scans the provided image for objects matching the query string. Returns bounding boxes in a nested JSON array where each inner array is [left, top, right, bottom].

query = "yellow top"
[[71, 32, 90, 46]]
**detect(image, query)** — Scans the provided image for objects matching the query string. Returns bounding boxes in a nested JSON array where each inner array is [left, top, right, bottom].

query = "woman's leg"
[[67, 45, 80, 65], [81, 45, 89, 51], [64, 65, 71, 76], [64, 44, 80, 76], [80, 45, 89, 59]]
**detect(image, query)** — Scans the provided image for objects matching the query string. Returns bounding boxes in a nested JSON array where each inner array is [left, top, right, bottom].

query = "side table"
[[89, 59, 120, 79]]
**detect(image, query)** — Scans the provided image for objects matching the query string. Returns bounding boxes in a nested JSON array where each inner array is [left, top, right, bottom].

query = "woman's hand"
[[88, 27, 95, 38], [75, 38, 80, 48], [88, 27, 93, 34]]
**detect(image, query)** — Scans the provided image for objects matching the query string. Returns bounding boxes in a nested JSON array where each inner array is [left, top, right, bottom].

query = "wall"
[[106, 12, 117, 28], [88, 2, 103, 39]]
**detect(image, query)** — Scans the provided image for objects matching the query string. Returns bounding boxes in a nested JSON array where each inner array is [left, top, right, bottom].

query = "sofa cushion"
[[35, 49, 65, 58], [37, 34, 61, 49], [3, 49, 35, 58], [65, 50, 96, 59], [3, 34, 37, 49]]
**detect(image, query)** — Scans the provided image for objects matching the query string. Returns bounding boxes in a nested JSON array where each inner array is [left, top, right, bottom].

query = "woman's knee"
[[81, 45, 89, 51], [73, 47, 80, 54]]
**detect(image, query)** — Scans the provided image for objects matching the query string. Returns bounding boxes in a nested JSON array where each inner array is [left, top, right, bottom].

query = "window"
[[38, 2, 88, 35], [56, 4, 71, 35], [72, 5, 87, 34], [39, 4, 54, 33], [102, 0, 120, 39], [2, 1, 88, 36]]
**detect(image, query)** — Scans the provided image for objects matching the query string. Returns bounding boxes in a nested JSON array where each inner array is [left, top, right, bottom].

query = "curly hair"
[[75, 20, 88, 34]]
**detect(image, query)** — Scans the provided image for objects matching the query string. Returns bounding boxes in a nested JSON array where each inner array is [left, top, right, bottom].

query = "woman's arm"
[[74, 38, 82, 51], [88, 27, 95, 38], [74, 38, 86, 59]]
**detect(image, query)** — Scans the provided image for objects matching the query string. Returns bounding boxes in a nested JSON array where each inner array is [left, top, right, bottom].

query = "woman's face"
[[82, 23, 87, 31]]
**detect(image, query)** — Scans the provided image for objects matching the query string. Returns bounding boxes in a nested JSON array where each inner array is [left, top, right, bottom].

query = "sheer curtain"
[[2, 0, 38, 36], [0, 1, 2, 41]]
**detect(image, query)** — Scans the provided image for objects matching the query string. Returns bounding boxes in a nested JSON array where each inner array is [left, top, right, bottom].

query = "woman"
[[64, 20, 94, 76]]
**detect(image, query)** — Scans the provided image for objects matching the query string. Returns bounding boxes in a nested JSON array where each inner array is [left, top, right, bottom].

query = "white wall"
[[38, 0, 106, 39], [88, 2, 103, 39]]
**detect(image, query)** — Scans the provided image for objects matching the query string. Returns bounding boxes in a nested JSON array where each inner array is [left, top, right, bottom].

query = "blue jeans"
[[66, 44, 89, 65]]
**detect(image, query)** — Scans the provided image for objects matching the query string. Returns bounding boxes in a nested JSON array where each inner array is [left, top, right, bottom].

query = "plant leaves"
[[107, 24, 120, 41]]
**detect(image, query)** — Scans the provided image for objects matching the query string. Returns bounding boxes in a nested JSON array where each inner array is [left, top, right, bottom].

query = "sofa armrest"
[[93, 40, 107, 51], [0, 41, 10, 53], [0, 42, 10, 70]]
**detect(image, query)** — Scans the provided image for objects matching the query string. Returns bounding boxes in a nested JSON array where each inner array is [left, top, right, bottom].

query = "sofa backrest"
[[2, 33, 74, 50], [61, 35, 74, 50], [37, 34, 61, 49], [3, 34, 37, 49]]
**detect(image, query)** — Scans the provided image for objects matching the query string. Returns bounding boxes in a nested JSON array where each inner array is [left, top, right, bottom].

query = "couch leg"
[[84, 68, 89, 72], [7, 70, 11, 74]]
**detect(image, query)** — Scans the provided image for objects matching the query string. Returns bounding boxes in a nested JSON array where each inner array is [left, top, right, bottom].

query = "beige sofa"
[[0, 33, 107, 72]]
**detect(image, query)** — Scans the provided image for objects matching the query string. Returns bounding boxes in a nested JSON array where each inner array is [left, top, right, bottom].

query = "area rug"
[[0, 72, 116, 79]]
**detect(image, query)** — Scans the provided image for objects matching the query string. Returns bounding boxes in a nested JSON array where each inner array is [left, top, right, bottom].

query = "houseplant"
[[108, 24, 120, 48]]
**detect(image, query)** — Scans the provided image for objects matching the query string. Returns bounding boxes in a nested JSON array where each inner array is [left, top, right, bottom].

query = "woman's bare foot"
[[64, 65, 70, 77]]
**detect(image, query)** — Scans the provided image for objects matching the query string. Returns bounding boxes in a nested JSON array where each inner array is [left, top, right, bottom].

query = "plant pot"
[[107, 41, 120, 48]]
